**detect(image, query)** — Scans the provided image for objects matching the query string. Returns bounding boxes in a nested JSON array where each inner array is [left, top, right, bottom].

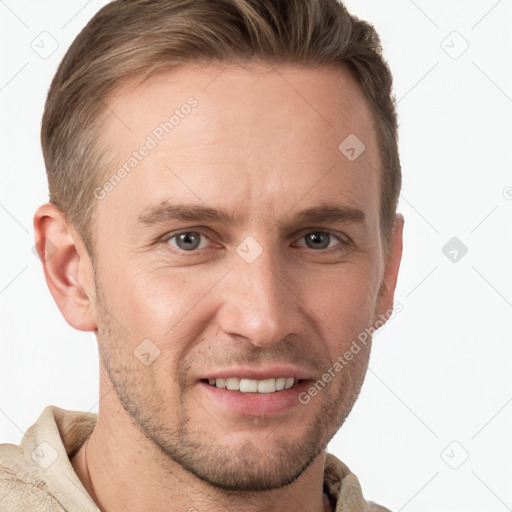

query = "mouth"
[[201, 377, 302, 394], [197, 369, 312, 417]]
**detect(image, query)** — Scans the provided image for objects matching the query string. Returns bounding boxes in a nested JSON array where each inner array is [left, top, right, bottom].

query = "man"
[[0, 0, 403, 510]]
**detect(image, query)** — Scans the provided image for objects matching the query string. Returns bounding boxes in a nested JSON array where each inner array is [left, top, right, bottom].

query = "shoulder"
[[0, 442, 67, 511], [324, 452, 393, 512], [0, 405, 97, 512]]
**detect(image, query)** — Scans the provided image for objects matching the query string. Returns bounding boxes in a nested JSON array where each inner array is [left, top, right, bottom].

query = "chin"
[[179, 440, 324, 492]]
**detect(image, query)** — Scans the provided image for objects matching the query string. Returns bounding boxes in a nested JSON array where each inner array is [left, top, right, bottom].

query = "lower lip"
[[198, 380, 311, 417]]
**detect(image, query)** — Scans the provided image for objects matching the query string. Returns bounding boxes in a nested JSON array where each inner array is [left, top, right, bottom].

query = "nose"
[[216, 244, 301, 348]]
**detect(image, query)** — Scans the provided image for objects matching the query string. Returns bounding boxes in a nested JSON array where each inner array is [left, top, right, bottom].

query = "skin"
[[34, 61, 403, 512]]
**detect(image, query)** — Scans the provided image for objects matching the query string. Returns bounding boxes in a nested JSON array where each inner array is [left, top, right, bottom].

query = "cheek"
[[105, 263, 220, 356], [302, 264, 380, 357]]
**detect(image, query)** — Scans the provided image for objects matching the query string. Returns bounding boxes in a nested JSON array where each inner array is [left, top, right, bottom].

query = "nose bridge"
[[219, 242, 297, 347]]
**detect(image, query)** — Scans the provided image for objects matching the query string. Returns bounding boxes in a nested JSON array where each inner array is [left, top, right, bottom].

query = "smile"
[[204, 377, 300, 393]]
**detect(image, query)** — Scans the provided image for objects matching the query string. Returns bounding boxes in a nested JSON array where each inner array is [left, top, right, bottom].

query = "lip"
[[199, 364, 312, 381], [198, 379, 312, 417]]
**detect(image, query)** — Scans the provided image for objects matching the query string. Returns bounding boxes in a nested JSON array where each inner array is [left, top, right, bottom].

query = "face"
[[91, 62, 389, 491]]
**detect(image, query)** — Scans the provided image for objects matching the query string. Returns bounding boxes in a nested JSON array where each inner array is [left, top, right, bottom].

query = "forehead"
[[104, 61, 377, 152], [96, 62, 381, 233]]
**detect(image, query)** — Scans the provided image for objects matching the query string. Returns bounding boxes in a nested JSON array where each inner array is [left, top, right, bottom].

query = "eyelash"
[[161, 229, 350, 254]]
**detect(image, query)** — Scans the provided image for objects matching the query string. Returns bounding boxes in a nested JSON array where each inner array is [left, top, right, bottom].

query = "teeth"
[[226, 378, 240, 391], [208, 377, 298, 393], [240, 379, 258, 392], [285, 378, 294, 390], [258, 378, 275, 393]]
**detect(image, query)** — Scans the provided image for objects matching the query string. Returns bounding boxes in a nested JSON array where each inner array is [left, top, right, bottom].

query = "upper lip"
[[199, 365, 313, 381]]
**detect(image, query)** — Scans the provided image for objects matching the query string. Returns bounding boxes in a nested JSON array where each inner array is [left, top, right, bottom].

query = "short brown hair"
[[41, 0, 401, 260]]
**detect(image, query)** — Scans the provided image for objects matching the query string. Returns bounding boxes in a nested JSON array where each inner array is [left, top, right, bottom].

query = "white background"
[[1, 1, 511, 511]]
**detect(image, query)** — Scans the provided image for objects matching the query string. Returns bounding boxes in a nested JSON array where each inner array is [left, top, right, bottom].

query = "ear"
[[375, 213, 404, 322], [33, 203, 97, 332]]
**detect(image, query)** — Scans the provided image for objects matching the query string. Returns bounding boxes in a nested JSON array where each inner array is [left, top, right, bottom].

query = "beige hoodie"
[[0, 406, 391, 512]]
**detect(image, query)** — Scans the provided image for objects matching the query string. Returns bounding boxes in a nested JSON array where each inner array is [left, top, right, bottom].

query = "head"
[[35, 0, 403, 492]]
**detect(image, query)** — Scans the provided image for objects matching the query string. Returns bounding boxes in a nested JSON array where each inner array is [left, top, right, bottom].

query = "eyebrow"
[[282, 203, 365, 227], [137, 201, 366, 228], [138, 202, 237, 226]]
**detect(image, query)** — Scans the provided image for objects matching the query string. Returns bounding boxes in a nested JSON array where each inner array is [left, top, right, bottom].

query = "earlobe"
[[33, 203, 97, 332], [376, 213, 404, 321]]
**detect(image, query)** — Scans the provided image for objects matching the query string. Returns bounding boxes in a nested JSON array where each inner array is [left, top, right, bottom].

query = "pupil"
[[178, 232, 200, 250], [306, 232, 329, 249]]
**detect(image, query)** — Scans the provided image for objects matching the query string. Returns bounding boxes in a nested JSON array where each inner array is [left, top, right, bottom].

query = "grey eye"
[[302, 232, 338, 250], [168, 232, 206, 251]]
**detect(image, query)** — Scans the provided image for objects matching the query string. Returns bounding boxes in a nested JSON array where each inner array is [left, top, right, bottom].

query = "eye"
[[166, 231, 210, 251], [296, 232, 345, 250]]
